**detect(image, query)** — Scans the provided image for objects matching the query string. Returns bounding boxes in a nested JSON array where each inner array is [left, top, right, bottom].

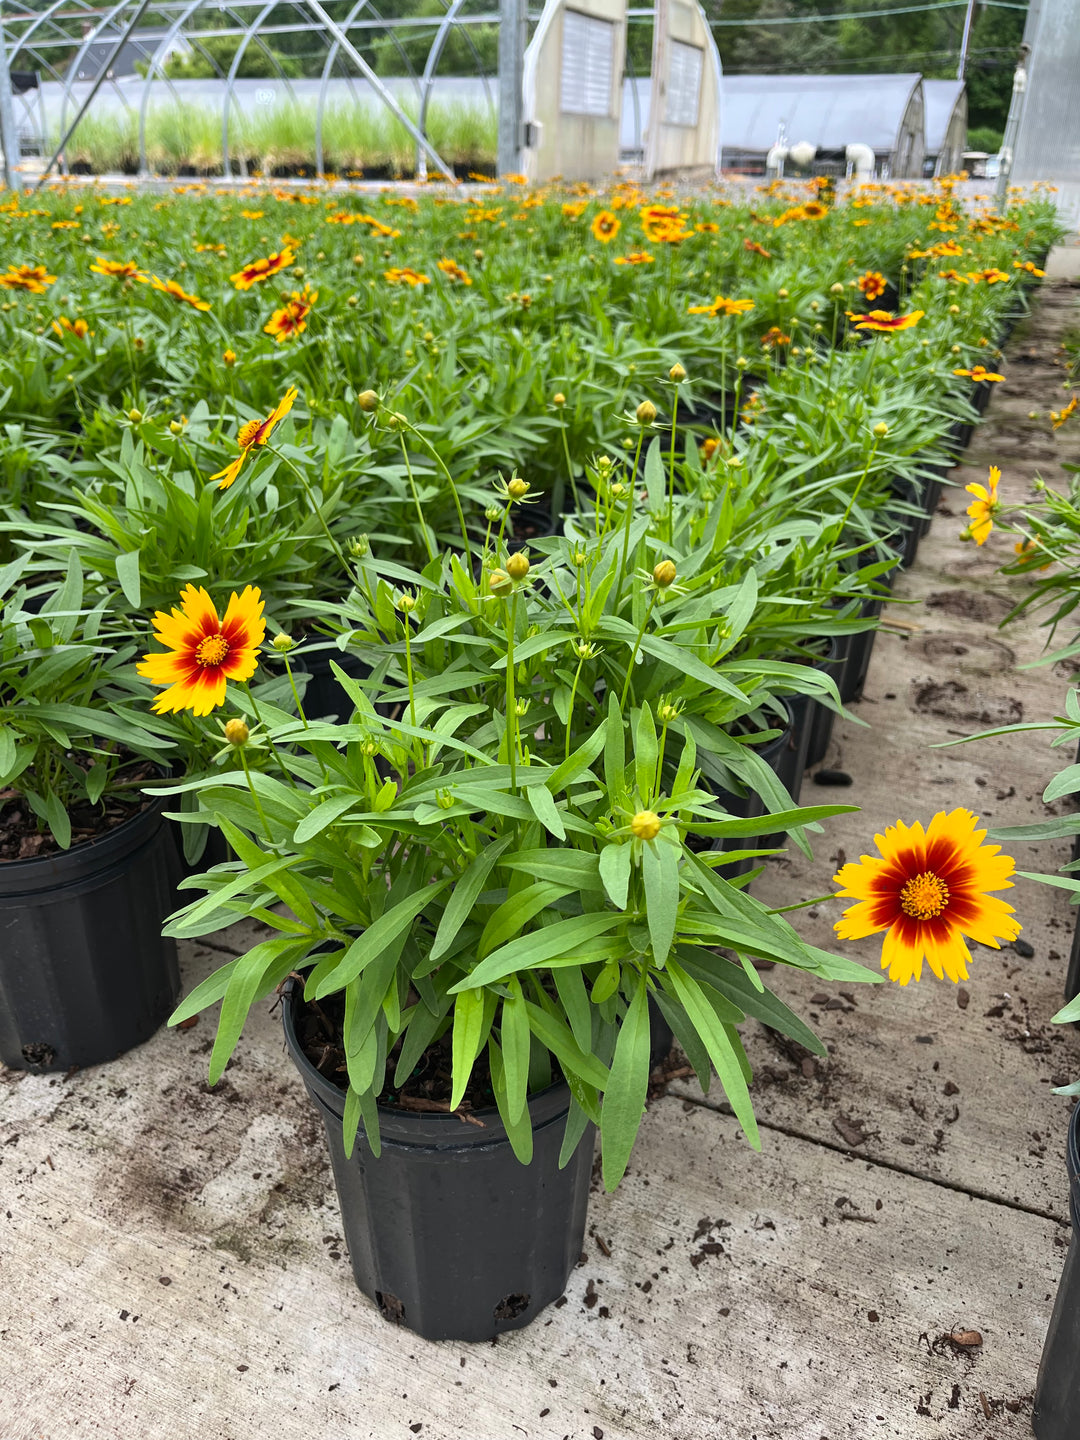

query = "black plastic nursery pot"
[[0, 797, 182, 1072], [297, 647, 372, 721], [1032, 1103, 1080, 1440], [888, 477, 925, 572], [840, 585, 893, 706], [805, 635, 851, 771], [704, 704, 796, 876], [282, 982, 595, 1343]]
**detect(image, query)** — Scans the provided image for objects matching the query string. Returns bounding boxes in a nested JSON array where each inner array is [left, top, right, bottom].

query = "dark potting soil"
[[294, 989, 510, 1117], [0, 759, 157, 862]]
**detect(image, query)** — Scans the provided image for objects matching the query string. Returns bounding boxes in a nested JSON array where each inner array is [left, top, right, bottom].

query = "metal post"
[[995, 42, 1029, 210], [956, 0, 976, 80], [0, 16, 22, 190], [497, 0, 526, 178]]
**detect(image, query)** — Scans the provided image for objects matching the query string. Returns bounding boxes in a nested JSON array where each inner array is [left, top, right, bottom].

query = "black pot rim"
[[281, 978, 572, 1146], [0, 790, 169, 897]]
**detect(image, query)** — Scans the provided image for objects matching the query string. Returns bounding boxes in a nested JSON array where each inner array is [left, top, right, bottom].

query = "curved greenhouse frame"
[[1, 0, 505, 181]]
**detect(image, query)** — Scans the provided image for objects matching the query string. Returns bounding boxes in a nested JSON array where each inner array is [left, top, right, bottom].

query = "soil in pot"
[[0, 790, 181, 1071], [283, 984, 594, 1343]]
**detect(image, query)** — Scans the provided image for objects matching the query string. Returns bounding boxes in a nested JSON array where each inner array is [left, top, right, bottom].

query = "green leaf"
[[450, 986, 486, 1111], [643, 836, 679, 965], [429, 837, 511, 962], [600, 973, 651, 1190], [526, 784, 566, 840], [315, 880, 450, 998], [488, 1038, 533, 1164], [666, 960, 760, 1150], [634, 703, 658, 801], [44, 793, 71, 850], [545, 720, 607, 792], [1044, 765, 1080, 803], [558, 1097, 593, 1169], [293, 794, 360, 842], [115, 548, 142, 609], [554, 965, 592, 1052], [208, 936, 308, 1085], [599, 842, 632, 910], [590, 958, 621, 1004], [523, 1000, 610, 1090], [478, 880, 575, 959], [604, 689, 626, 805], [450, 911, 623, 991], [501, 977, 531, 1124], [1052, 993, 1080, 1025]]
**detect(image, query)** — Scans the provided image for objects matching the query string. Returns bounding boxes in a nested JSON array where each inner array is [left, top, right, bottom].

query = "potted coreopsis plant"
[[0, 556, 186, 1071], [146, 503, 877, 1342]]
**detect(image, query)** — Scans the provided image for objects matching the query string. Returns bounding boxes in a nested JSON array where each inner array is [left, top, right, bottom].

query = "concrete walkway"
[[3, 257, 1080, 1440]]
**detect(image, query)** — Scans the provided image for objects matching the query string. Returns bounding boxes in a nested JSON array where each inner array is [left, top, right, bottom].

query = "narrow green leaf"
[[489, 1038, 533, 1164], [315, 880, 450, 998], [501, 977, 531, 1124], [429, 838, 511, 964], [115, 548, 142, 609], [526, 784, 566, 840], [599, 841, 632, 910], [523, 1000, 610, 1090], [643, 836, 679, 965], [451, 912, 622, 991], [666, 960, 760, 1150], [450, 987, 486, 1111], [600, 973, 651, 1190], [634, 702, 659, 801]]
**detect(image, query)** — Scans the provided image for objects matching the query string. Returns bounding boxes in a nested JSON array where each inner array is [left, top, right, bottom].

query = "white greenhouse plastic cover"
[[1011, 0, 1080, 220], [922, 78, 965, 156], [719, 72, 922, 157]]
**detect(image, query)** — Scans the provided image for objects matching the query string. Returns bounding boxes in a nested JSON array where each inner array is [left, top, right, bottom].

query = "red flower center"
[[195, 633, 230, 667], [900, 871, 950, 921]]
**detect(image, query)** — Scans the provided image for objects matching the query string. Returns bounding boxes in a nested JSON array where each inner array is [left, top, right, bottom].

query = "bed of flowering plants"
[[0, 172, 1060, 1180]]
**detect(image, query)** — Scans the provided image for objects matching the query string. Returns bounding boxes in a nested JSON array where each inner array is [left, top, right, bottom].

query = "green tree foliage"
[[703, 0, 1027, 134], [158, 37, 303, 81]]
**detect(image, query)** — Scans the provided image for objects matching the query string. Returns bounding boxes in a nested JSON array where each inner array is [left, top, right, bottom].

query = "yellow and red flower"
[[743, 238, 772, 258], [1051, 396, 1077, 430], [964, 464, 1001, 545], [591, 210, 620, 243], [954, 364, 1004, 383], [436, 257, 472, 285], [229, 248, 296, 291], [833, 809, 1020, 985], [967, 268, 1010, 285], [263, 287, 315, 342], [384, 267, 430, 287], [689, 294, 755, 319], [857, 271, 887, 301], [138, 585, 266, 717], [614, 251, 654, 266], [89, 257, 146, 282], [0, 263, 56, 293], [1014, 260, 1046, 277], [852, 309, 924, 332], [210, 387, 298, 491], [760, 326, 791, 348], [50, 315, 92, 339], [147, 276, 211, 311]]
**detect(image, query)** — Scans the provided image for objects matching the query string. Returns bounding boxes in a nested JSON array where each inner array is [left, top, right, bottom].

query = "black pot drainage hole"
[[493, 1293, 531, 1321], [21, 1042, 56, 1067]]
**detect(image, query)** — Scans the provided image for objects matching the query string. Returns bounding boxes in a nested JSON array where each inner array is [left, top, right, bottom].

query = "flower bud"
[[347, 294, 358, 307], [353, 254, 364, 265], [485, 504, 502, 522], [224, 719, 249, 746], [610, 482, 626, 499], [133, 336, 145, 350], [223, 348, 236, 367], [552, 392, 566, 406], [777, 288, 789, 299], [488, 568, 512, 595], [127, 408, 142, 423], [436, 789, 455, 810], [170, 420, 184, 434], [735, 356, 749, 369], [949, 304, 960, 314], [573, 550, 587, 566], [474, 248, 484, 261], [506, 552, 530, 581], [357, 389, 379, 413], [397, 592, 416, 612], [630, 810, 661, 841], [347, 534, 369, 558], [653, 560, 677, 588], [507, 476, 530, 500], [635, 400, 657, 425], [658, 702, 680, 723], [1028, 410, 1039, 420], [272, 632, 295, 652], [830, 282, 844, 294], [669, 363, 686, 383], [515, 698, 530, 717], [873, 422, 889, 438]]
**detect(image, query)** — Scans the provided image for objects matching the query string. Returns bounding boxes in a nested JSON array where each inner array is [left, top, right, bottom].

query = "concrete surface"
[[2, 261, 1080, 1440]]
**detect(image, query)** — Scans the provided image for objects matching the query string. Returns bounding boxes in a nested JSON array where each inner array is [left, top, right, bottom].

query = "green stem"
[[667, 388, 679, 540], [399, 433, 437, 564], [238, 745, 272, 839], [614, 427, 646, 610], [240, 681, 293, 785], [559, 421, 580, 516], [505, 591, 518, 788], [284, 656, 308, 729], [401, 418, 470, 557], [565, 649, 587, 762], [270, 445, 353, 581], [619, 592, 658, 710]]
